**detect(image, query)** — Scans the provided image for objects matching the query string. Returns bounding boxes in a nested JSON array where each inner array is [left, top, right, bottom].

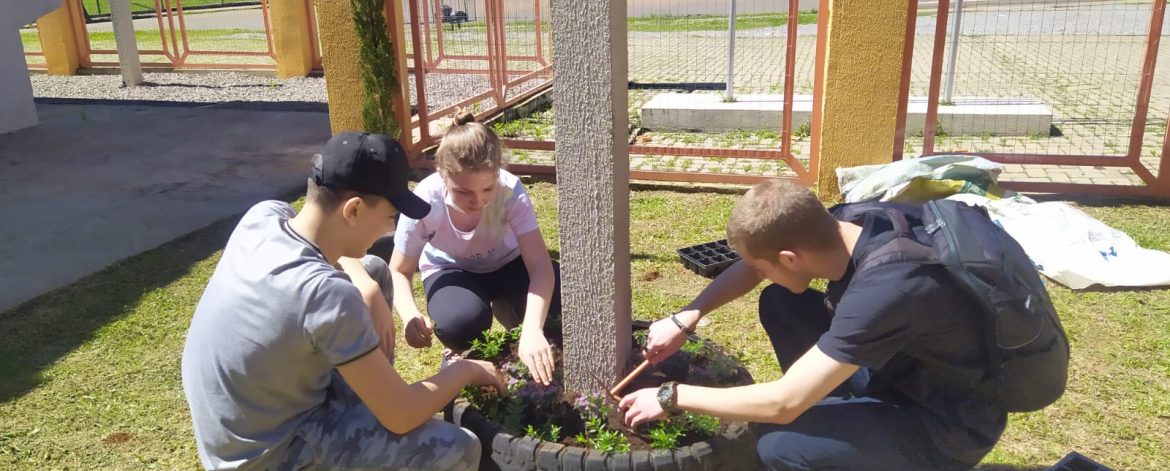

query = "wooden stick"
[[608, 359, 652, 401]]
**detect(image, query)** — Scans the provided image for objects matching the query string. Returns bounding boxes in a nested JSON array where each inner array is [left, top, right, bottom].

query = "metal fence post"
[[943, 0, 963, 103], [726, 0, 736, 101]]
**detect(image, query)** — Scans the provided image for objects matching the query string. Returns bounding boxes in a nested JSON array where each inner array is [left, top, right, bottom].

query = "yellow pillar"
[[270, 0, 314, 78], [314, 0, 411, 138], [36, 1, 82, 75], [812, 0, 910, 200]]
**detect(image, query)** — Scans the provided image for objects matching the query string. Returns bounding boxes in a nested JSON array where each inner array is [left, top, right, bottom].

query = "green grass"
[[491, 106, 555, 142], [628, 12, 819, 33], [22, 28, 269, 53], [19, 31, 41, 52], [1, 187, 1168, 469]]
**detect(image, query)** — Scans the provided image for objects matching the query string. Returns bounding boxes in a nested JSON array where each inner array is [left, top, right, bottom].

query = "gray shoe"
[[440, 348, 464, 371]]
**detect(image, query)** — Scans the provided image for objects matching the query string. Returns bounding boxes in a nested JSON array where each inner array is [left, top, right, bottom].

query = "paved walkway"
[[0, 101, 331, 313]]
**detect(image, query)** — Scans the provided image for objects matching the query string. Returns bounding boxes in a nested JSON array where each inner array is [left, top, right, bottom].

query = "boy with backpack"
[[621, 179, 1068, 470]]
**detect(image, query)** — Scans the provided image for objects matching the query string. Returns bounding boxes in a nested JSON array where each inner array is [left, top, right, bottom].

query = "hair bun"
[[454, 112, 476, 125]]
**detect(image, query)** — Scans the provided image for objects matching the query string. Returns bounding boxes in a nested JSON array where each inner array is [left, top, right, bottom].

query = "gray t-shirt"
[[181, 201, 379, 470]]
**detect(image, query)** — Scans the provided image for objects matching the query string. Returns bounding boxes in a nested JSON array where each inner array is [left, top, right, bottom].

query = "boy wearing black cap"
[[181, 132, 505, 471]]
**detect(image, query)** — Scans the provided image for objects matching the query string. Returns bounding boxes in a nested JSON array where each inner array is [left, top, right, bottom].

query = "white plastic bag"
[[948, 194, 1170, 289]]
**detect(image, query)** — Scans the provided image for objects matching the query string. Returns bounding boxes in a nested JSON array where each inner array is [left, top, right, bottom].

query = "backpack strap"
[[832, 203, 937, 271]]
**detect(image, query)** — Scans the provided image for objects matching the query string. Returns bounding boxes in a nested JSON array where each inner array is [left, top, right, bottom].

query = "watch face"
[[657, 382, 674, 409]]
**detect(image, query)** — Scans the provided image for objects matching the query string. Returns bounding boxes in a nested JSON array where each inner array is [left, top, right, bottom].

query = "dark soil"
[[460, 324, 753, 451]]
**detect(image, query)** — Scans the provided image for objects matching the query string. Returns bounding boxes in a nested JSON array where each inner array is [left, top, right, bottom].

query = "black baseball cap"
[[312, 132, 430, 219]]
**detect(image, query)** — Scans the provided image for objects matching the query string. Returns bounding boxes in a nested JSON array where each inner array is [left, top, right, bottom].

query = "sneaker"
[[440, 348, 464, 371]]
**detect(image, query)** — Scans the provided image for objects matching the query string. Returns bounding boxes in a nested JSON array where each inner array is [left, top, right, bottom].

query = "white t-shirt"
[[394, 169, 539, 280]]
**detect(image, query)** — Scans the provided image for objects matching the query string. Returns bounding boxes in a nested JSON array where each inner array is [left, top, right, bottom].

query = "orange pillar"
[[270, 0, 314, 78], [36, 1, 82, 75]]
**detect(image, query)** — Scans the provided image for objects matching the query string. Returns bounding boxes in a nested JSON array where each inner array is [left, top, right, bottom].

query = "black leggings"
[[422, 257, 563, 352]]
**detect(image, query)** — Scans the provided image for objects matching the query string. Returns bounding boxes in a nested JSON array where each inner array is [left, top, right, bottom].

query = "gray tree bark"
[[551, 0, 632, 397]]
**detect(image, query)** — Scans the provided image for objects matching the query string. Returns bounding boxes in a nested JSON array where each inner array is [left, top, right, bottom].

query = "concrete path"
[[83, 6, 270, 33], [0, 101, 331, 313]]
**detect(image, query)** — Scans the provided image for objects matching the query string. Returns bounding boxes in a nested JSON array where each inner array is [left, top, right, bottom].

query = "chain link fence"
[[904, 0, 1166, 183]]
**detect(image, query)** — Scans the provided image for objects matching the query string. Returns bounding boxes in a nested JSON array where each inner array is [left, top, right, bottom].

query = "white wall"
[[1, 0, 61, 134]]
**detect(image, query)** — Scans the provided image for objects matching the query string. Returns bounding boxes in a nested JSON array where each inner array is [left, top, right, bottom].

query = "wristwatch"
[[657, 381, 679, 413]]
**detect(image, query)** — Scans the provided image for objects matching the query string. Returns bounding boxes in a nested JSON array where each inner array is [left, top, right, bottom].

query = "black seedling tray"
[[677, 239, 741, 278], [1048, 452, 1113, 471]]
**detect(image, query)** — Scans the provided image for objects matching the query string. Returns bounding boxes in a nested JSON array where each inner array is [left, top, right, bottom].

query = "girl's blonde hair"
[[435, 112, 505, 175]]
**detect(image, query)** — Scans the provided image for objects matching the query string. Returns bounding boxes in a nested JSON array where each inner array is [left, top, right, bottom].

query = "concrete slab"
[[640, 93, 814, 133], [909, 97, 1053, 137], [639, 93, 1052, 136], [0, 101, 331, 313]]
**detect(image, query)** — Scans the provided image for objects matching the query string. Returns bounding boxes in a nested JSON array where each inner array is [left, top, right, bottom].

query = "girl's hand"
[[518, 330, 555, 385], [404, 315, 434, 348]]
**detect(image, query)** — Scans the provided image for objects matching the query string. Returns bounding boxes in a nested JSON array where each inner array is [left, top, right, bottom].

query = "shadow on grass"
[[546, 249, 669, 264], [517, 175, 753, 196], [974, 466, 1049, 471], [0, 214, 239, 403], [1028, 193, 1170, 207]]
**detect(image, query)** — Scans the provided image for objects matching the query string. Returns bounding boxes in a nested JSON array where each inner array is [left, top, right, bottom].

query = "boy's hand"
[[462, 359, 508, 396], [519, 330, 555, 386], [619, 387, 666, 428], [372, 307, 396, 361], [643, 311, 696, 364], [404, 315, 434, 348]]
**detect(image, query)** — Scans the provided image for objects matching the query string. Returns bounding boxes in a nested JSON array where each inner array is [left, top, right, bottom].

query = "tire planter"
[[450, 400, 759, 471], [446, 329, 761, 471]]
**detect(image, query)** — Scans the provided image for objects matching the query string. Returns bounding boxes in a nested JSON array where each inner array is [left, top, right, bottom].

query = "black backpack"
[[834, 199, 1070, 412]]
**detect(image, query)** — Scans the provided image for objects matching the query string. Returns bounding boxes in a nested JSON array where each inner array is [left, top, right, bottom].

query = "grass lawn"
[[628, 12, 819, 33], [21, 29, 270, 54], [1, 184, 1167, 469]]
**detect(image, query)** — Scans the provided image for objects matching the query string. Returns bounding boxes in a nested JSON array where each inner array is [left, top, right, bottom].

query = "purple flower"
[[572, 394, 593, 412]]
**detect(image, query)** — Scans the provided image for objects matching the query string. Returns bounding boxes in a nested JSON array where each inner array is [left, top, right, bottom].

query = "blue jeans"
[[754, 285, 973, 471]]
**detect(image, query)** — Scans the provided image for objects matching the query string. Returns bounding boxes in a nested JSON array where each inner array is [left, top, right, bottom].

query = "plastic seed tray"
[[1048, 452, 1114, 471], [677, 239, 741, 278]]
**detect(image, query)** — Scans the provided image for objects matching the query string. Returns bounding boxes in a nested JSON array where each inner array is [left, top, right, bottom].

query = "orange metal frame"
[[492, 0, 818, 187], [399, 0, 553, 156], [893, 0, 1170, 198], [308, 0, 323, 70], [408, 0, 547, 75], [70, 0, 278, 70]]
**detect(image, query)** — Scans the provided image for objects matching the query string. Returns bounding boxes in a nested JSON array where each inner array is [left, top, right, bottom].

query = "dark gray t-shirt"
[[817, 210, 1008, 464], [181, 201, 378, 470]]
